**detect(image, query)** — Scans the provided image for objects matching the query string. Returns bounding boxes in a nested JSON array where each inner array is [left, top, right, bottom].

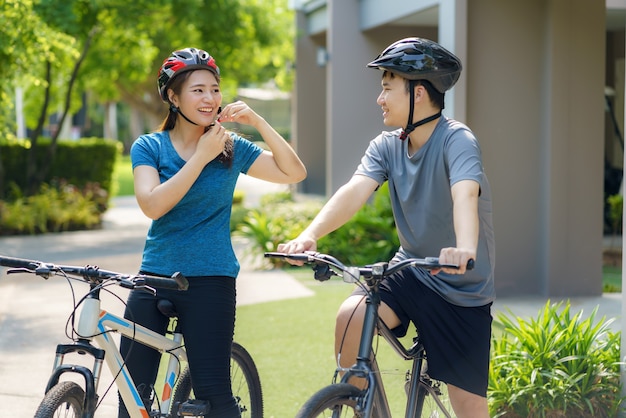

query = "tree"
[[22, 0, 165, 194], [4, 0, 295, 195], [0, 0, 76, 197], [113, 0, 296, 142]]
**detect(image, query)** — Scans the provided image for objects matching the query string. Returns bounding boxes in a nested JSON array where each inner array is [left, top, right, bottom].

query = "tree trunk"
[[26, 60, 52, 195], [27, 29, 96, 195], [103, 102, 118, 140], [0, 146, 4, 199]]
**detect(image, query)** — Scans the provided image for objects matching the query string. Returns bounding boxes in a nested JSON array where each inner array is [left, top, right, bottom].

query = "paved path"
[[0, 176, 312, 417], [0, 175, 622, 417]]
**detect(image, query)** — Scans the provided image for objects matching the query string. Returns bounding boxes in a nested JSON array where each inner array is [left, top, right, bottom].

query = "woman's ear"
[[168, 90, 178, 106]]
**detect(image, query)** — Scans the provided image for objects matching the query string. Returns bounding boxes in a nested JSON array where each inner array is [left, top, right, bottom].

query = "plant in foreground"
[[488, 300, 623, 418]]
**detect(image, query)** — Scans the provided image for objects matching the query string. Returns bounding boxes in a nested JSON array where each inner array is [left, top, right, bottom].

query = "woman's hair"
[[158, 70, 234, 166]]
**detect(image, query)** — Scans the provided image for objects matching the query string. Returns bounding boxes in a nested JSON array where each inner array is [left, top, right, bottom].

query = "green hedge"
[[0, 137, 122, 197]]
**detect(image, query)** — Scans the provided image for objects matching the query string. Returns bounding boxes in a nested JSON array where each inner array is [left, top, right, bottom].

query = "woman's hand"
[[196, 122, 231, 164], [218, 100, 261, 128]]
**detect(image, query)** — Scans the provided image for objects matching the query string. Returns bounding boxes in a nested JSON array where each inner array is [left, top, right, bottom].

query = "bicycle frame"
[[264, 251, 463, 418], [46, 286, 187, 418], [336, 284, 451, 418]]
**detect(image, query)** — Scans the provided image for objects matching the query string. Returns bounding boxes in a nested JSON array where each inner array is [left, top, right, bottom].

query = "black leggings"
[[117, 276, 241, 418]]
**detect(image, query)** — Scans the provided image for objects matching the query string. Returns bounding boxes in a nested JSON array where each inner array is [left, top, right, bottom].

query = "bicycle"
[[0, 254, 263, 418], [265, 251, 473, 418]]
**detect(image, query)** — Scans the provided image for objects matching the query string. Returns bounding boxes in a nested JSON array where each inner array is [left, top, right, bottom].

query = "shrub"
[[234, 183, 400, 267], [317, 183, 399, 266], [0, 181, 105, 235], [488, 300, 623, 418], [0, 137, 121, 198], [233, 191, 323, 268], [607, 194, 623, 237]]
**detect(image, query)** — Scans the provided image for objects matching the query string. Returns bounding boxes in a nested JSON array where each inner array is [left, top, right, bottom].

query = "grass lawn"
[[113, 153, 622, 416], [237, 266, 624, 417], [603, 264, 622, 292], [112, 154, 134, 196], [234, 268, 421, 418]]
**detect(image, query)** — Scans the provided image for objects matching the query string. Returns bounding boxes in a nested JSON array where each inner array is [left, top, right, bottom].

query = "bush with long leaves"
[[489, 300, 623, 417], [234, 183, 400, 268]]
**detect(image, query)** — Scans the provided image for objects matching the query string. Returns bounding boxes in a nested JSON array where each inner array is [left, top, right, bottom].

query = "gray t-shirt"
[[355, 116, 495, 307]]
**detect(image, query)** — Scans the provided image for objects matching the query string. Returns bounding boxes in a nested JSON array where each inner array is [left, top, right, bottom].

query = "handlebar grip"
[[0, 255, 39, 269], [139, 272, 188, 291], [264, 252, 312, 262]]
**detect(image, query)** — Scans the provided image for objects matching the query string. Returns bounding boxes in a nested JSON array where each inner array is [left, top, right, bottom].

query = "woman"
[[118, 47, 306, 417]]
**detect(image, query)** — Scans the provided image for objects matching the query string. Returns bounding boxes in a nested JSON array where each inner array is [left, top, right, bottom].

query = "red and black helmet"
[[367, 37, 461, 93], [157, 47, 220, 102]]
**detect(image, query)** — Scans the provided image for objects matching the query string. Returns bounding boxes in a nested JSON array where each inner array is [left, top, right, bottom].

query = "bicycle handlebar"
[[0, 255, 189, 291], [264, 251, 474, 283]]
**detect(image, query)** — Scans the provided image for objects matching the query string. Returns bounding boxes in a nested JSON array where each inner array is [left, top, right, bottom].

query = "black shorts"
[[351, 268, 492, 397]]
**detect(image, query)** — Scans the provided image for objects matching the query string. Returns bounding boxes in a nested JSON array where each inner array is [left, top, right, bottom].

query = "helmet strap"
[[399, 80, 441, 141], [170, 103, 200, 126]]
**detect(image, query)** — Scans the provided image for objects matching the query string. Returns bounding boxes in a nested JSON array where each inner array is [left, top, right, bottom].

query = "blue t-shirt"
[[130, 131, 263, 278]]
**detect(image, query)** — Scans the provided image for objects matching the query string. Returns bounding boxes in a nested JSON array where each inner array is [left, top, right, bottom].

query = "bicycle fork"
[[45, 291, 106, 418]]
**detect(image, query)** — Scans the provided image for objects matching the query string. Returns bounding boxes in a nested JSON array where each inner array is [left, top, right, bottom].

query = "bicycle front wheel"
[[34, 381, 85, 418], [295, 383, 364, 418], [171, 342, 263, 418]]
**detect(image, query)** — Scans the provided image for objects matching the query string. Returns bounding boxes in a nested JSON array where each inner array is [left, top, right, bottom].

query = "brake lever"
[[6, 267, 35, 275], [135, 284, 157, 296]]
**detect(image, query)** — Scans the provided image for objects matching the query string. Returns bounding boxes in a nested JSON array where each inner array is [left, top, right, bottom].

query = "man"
[[278, 37, 495, 417]]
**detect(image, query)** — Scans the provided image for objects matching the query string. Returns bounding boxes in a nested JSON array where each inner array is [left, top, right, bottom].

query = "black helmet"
[[157, 47, 220, 102], [367, 37, 461, 93]]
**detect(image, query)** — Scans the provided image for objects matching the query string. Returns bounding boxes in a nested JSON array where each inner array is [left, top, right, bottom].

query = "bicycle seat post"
[[156, 299, 187, 414]]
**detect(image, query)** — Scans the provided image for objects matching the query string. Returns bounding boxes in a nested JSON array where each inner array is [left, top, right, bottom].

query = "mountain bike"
[[0, 255, 263, 418], [265, 251, 472, 418]]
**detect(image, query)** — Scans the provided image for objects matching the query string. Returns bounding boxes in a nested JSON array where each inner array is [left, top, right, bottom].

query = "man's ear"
[[414, 84, 424, 101]]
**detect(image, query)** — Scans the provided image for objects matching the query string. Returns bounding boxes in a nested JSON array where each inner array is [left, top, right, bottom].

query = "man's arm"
[[437, 179, 480, 274], [277, 175, 379, 255]]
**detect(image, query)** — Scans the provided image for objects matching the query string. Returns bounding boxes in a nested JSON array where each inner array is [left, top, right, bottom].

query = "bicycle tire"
[[171, 342, 263, 418], [34, 381, 85, 418], [294, 383, 364, 418]]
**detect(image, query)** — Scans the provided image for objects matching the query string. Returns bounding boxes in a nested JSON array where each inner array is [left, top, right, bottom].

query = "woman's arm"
[[220, 100, 306, 184]]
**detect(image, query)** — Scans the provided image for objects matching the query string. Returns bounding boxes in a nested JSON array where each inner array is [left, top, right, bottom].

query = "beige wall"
[[467, 0, 605, 296], [294, 0, 607, 297], [293, 12, 327, 195]]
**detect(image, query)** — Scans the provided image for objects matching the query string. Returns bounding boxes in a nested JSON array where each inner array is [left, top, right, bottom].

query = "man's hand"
[[431, 247, 475, 275], [276, 235, 317, 265]]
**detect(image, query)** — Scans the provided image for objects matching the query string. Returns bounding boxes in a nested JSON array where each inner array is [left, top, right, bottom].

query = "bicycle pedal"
[[176, 399, 211, 416]]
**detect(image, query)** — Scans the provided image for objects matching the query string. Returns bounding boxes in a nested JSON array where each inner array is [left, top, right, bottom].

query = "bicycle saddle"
[[156, 299, 178, 318]]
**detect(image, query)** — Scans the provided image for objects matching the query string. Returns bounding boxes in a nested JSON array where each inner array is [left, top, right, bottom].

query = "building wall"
[[325, 0, 385, 193], [466, 0, 605, 296], [294, 0, 608, 297], [293, 12, 327, 195]]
